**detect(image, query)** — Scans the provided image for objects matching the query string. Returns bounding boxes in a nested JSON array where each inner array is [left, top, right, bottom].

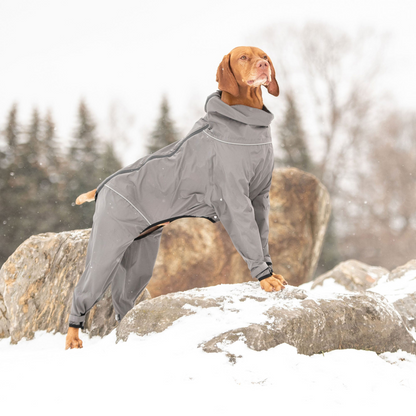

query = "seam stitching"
[[104, 184, 152, 225], [204, 130, 272, 146]]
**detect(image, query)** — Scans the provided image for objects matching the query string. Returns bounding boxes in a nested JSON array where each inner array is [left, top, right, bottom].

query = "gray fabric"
[[69, 186, 163, 326], [69, 91, 275, 327]]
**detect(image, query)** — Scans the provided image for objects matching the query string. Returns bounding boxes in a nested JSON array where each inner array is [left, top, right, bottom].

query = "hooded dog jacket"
[[68, 91, 275, 328]]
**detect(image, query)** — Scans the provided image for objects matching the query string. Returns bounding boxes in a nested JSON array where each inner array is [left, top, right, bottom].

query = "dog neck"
[[221, 86, 264, 109]]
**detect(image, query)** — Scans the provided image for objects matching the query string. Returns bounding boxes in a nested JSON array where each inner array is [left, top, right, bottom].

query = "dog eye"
[[263, 55, 268, 60], [240, 55, 247, 60]]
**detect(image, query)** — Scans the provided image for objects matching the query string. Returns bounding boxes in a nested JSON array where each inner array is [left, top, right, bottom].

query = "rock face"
[[311, 259, 389, 292], [0, 230, 150, 344], [116, 281, 416, 356], [0, 292, 9, 339], [266, 168, 331, 286]]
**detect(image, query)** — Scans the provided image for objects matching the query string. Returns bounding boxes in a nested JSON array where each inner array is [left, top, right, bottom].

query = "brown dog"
[[65, 46, 286, 350]]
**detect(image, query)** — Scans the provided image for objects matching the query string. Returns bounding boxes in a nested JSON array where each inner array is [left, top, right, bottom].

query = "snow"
[[369, 270, 416, 302], [300, 277, 353, 296], [1, 280, 416, 415]]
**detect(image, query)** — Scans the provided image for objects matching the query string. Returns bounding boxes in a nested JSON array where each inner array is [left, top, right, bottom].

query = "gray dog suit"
[[68, 91, 275, 329]]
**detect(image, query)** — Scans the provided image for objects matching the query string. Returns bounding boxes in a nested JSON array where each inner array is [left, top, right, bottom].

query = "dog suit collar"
[[204, 90, 274, 127]]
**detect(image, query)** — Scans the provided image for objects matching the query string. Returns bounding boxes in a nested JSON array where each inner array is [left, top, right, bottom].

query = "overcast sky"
[[1, 0, 415, 164]]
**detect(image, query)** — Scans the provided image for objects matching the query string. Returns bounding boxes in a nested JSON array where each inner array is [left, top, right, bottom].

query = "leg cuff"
[[69, 313, 86, 329], [69, 322, 84, 329]]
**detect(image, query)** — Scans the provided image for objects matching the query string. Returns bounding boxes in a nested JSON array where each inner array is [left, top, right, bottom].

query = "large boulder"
[[267, 168, 330, 286], [115, 281, 416, 356], [0, 230, 150, 344]]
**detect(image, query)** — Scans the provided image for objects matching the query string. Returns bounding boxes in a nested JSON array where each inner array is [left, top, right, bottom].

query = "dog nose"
[[257, 60, 269, 69]]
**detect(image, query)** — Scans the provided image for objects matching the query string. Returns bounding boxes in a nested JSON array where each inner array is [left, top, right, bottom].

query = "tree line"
[[0, 97, 179, 267]]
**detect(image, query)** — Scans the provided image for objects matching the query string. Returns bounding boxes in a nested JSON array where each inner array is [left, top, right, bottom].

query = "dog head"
[[216, 46, 279, 98]]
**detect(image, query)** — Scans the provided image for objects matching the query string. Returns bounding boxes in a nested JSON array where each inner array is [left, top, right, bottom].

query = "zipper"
[[95, 124, 210, 200]]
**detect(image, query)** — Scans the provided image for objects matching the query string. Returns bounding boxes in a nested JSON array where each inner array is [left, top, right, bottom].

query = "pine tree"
[[65, 100, 102, 228], [147, 96, 178, 154], [17, 109, 43, 235], [42, 111, 60, 172], [0, 105, 23, 266], [39, 111, 71, 233], [277, 92, 314, 173], [98, 142, 122, 182]]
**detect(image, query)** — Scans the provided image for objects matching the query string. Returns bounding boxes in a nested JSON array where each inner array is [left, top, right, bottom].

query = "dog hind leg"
[[111, 226, 163, 321], [68, 186, 149, 329]]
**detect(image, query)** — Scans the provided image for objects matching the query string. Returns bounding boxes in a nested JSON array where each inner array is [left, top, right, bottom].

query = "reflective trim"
[[104, 184, 152, 225], [204, 129, 272, 146]]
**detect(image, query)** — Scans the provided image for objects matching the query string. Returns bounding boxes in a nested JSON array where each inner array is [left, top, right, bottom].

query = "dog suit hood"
[[95, 91, 275, 281]]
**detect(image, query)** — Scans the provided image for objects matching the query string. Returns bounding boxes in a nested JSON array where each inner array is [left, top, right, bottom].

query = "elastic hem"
[[255, 265, 273, 280], [69, 322, 84, 329], [258, 272, 273, 281]]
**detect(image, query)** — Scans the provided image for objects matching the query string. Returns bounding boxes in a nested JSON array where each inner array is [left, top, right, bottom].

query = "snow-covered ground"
[[1, 279, 415, 416]]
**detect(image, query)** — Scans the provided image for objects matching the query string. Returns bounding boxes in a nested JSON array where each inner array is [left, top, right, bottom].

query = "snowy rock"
[[116, 282, 416, 356], [369, 259, 416, 332], [310, 258, 416, 335], [0, 230, 150, 343], [311, 259, 389, 292]]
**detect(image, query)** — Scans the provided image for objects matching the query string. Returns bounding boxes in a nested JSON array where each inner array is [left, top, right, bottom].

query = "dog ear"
[[266, 57, 279, 97], [216, 54, 239, 97]]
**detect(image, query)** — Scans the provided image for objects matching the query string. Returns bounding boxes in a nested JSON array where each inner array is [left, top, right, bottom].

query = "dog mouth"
[[247, 73, 269, 86]]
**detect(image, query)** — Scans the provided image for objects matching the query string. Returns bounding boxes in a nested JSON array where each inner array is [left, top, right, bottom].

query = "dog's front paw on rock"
[[65, 328, 83, 350]]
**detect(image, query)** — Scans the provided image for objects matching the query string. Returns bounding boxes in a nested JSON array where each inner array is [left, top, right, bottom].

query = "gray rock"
[[201, 291, 415, 356], [116, 281, 416, 356], [312, 259, 389, 292], [0, 292, 9, 339], [116, 292, 222, 343], [0, 230, 150, 343]]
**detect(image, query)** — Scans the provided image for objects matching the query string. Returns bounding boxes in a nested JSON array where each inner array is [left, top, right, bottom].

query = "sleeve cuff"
[[255, 265, 274, 281]]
